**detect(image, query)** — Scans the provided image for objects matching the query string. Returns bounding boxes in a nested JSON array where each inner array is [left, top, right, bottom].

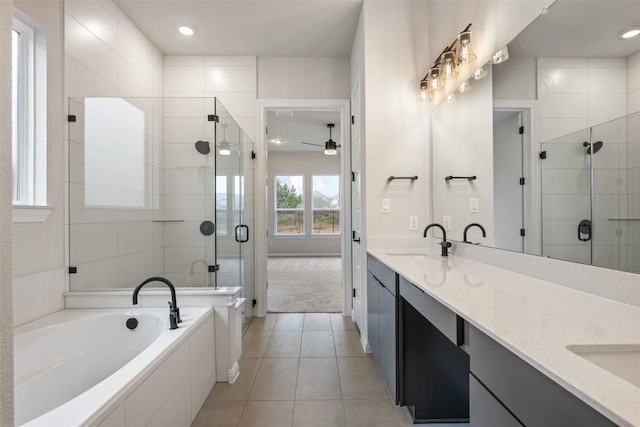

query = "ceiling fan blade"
[[299, 141, 323, 147]]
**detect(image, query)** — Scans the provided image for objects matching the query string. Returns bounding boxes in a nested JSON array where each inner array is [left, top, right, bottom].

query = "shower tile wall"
[[65, 0, 164, 290], [539, 58, 629, 267]]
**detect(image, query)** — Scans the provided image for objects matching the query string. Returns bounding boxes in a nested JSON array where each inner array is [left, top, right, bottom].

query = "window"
[[275, 175, 304, 235], [216, 176, 228, 236], [312, 175, 340, 234], [12, 12, 46, 207]]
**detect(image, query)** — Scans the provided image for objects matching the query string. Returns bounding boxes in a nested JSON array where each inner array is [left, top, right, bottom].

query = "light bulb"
[[492, 46, 509, 64], [440, 51, 459, 80], [428, 67, 443, 93], [472, 64, 488, 80], [456, 30, 476, 64], [446, 93, 456, 103], [420, 80, 429, 101], [458, 80, 471, 93]]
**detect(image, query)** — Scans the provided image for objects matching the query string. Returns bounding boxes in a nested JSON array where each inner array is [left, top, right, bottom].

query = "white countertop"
[[368, 248, 640, 426]]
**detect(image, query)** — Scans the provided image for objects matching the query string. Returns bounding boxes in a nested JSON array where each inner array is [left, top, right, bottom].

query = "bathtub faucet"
[[133, 277, 182, 330]]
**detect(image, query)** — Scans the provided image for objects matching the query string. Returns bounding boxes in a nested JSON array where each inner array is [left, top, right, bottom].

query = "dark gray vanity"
[[366, 252, 620, 426]]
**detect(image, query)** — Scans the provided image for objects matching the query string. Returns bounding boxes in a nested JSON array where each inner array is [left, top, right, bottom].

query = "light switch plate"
[[409, 216, 418, 230], [382, 198, 391, 213], [470, 198, 479, 213], [443, 215, 452, 230]]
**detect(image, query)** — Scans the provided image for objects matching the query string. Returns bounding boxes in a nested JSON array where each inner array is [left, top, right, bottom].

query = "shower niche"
[[67, 97, 255, 319]]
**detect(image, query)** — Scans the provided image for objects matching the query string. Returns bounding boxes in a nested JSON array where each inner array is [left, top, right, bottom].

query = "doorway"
[[255, 100, 352, 316]]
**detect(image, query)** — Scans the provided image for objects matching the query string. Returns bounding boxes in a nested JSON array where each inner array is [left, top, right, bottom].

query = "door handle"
[[240, 224, 250, 243], [578, 219, 592, 242], [234, 225, 241, 243], [352, 230, 360, 244]]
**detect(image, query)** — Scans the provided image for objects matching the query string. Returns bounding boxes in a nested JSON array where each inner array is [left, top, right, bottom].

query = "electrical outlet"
[[470, 198, 479, 213], [409, 216, 418, 230], [443, 216, 452, 230], [381, 198, 391, 213]]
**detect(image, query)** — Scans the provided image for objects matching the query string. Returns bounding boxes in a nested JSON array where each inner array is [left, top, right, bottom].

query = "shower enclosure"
[[67, 97, 255, 321], [541, 112, 639, 273]]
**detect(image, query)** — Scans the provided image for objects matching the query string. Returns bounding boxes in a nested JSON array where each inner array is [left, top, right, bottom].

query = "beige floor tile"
[[242, 332, 271, 358], [295, 358, 342, 400], [343, 400, 401, 427], [300, 330, 335, 357], [337, 357, 389, 400], [246, 314, 278, 333], [192, 401, 245, 427], [293, 400, 346, 427], [333, 330, 366, 357], [210, 358, 262, 402], [273, 313, 304, 330], [264, 331, 302, 358], [330, 313, 358, 331], [303, 313, 332, 330], [249, 357, 299, 400], [238, 401, 295, 427]]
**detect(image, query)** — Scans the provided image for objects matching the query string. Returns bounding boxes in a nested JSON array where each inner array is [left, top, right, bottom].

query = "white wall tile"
[[538, 67, 587, 93], [538, 93, 588, 119], [205, 56, 256, 66], [70, 223, 119, 264], [593, 169, 627, 195], [588, 58, 627, 69], [591, 117, 627, 144], [628, 194, 640, 217], [163, 144, 208, 170], [65, 55, 118, 97], [164, 118, 207, 143], [628, 167, 640, 192], [205, 66, 257, 92], [118, 57, 153, 97], [118, 221, 153, 254], [541, 194, 589, 219], [538, 58, 587, 68], [588, 93, 627, 119], [164, 272, 209, 287], [163, 98, 206, 118], [628, 62, 640, 92], [117, 24, 153, 76], [13, 269, 65, 326], [538, 118, 589, 143], [590, 143, 627, 169], [70, 258, 118, 290], [542, 244, 590, 264], [163, 195, 206, 220], [125, 342, 190, 427], [65, 0, 118, 50], [206, 92, 257, 118], [542, 219, 586, 245], [593, 244, 628, 271], [628, 245, 640, 273], [164, 169, 207, 195], [118, 250, 154, 287], [116, 8, 153, 52], [65, 14, 118, 85], [541, 168, 589, 194], [164, 66, 205, 92], [593, 194, 628, 219], [164, 56, 205, 66], [164, 247, 208, 273], [163, 221, 206, 248], [69, 183, 119, 224], [588, 67, 626, 93], [97, 0, 119, 18], [540, 142, 588, 169], [628, 90, 640, 114], [592, 219, 627, 246]]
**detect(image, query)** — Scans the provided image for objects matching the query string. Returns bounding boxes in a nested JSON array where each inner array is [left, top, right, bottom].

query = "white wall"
[[268, 152, 341, 255], [13, 0, 65, 326], [65, 0, 164, 293], [257, 57, 351, 100], [1, 0, 15, 422]]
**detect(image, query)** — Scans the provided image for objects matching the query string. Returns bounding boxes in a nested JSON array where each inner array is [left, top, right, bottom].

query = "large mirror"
[[432, 0, 640, 274]]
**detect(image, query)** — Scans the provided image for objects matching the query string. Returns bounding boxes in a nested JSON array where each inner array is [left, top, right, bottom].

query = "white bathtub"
[[15, 307, 216, 427]]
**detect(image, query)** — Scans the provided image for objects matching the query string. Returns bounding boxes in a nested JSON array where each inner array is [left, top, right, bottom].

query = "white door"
[[351, 81, 363, 327]]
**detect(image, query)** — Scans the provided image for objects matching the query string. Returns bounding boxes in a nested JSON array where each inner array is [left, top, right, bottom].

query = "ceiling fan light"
[[219, 140, 231, 156], [324, 139, 338, 156]]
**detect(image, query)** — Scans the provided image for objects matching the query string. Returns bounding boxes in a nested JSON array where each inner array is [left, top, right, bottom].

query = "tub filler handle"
[[133, 277, 182, 330]]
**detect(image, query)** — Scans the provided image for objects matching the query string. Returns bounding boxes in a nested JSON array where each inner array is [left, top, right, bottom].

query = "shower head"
[[583, 140, 603, 155], [195, 140, 210, 155]]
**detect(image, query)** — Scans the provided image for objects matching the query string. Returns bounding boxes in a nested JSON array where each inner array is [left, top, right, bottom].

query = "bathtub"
[[15, 307, 216, 427]]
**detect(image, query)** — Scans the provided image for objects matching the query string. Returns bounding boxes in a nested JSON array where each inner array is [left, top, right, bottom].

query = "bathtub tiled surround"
[[369, 248, 640, 426], [15, 308, 215, 427]]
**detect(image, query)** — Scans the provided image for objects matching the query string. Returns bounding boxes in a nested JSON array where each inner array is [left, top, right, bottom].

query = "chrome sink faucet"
[[423, 223, 451, 257], [133, 277, 182, 330], [463, 223, 486, 244]]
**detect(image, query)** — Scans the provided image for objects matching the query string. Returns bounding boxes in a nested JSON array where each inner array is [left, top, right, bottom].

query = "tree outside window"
[[312, 175, 340, 234], [275, 175, 304, 234]]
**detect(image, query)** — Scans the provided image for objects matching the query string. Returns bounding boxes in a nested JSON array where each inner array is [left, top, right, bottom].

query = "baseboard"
[[228, 361, 240, 383], [360, 334, 371, 353]]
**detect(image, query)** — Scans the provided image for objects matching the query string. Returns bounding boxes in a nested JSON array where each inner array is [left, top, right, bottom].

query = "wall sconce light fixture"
[[419, 23, 476, 101]]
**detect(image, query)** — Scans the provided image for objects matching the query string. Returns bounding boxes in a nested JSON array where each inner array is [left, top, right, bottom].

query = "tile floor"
[[192, 313, 413, 427]]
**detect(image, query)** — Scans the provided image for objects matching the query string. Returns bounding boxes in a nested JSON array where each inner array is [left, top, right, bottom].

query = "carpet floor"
[[268, 257, 343, 313]]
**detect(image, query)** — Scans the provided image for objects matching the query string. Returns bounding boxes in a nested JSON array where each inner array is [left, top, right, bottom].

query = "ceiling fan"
[[300, 123, 340, 155]]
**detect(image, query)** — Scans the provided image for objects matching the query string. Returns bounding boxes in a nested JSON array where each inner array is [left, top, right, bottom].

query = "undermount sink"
[[567, 344, 640, 388], [385, 250, 432, 260]]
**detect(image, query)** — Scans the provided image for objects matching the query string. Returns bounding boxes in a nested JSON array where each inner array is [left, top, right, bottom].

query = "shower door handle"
[[578, 219, 592, 242], [234, 225, 241, 243], [235, 224, 249, 243]]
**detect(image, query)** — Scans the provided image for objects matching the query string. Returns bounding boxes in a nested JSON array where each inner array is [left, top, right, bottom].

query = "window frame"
[[274, 175, 305, 236], [311, 174, 341, 236], [12, 11, 47, 209]]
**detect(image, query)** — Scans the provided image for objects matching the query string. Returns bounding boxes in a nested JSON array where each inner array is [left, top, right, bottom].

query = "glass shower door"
[[540, 128, 592, 264]]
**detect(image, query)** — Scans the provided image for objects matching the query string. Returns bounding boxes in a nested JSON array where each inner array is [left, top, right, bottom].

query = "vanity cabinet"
[[366, 255, 398, 402], [399, 276, 469, 423], [469, 325, 616, 427]]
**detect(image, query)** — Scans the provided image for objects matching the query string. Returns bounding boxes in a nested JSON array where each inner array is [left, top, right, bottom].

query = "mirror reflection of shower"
[[583, 140, 604, 155]]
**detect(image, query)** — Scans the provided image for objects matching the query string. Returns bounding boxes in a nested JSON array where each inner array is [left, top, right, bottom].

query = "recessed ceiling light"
[[620, 28, 640, 39], [177, 25, 195, 36], [271, 139, 283, 145]]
